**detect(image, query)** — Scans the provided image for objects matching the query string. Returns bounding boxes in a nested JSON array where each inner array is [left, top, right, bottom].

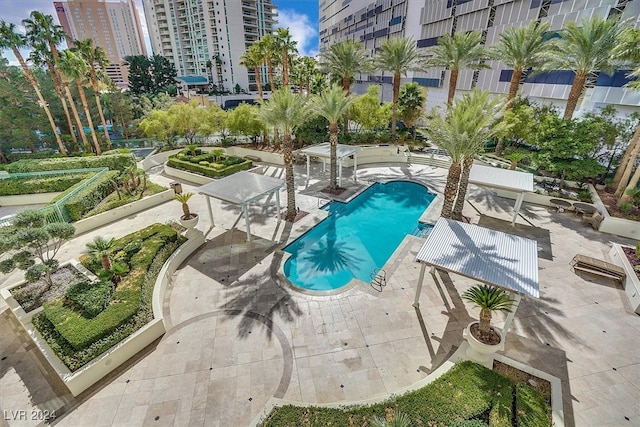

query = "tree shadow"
[[476, 214, 553, 261]]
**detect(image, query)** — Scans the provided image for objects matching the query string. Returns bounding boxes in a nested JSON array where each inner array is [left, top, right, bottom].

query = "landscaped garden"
[[167, 146, 252, 178], [259, 361, 551, 427]]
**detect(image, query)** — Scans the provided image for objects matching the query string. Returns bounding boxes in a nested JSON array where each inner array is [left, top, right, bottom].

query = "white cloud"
[[276, 9, 318, 57]]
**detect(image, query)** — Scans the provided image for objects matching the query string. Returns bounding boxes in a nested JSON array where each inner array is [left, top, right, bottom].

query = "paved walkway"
[[1, 163, 639, 427]]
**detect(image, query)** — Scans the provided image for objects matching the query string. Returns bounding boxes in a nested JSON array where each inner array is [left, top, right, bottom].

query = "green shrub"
[[4, 154, 135, 173], [65, 280, 113, 318], [0, 173, 91, 196], [635, 241, 640, 260], [448, 420, 489, 427], [620, 202, 634, 213], [199, 161, 209, 166], [83, 182, 166, 218], [515, 383, 551, 427], [62, 170, 119, 221], [6, 149, 59, 162], [578, 191, 592, 202], [167, 155, 252, 177]]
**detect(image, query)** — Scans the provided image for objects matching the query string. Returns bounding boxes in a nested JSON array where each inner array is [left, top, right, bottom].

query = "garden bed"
[[259, 361, 551, 427], [167, 148, 252, 178]]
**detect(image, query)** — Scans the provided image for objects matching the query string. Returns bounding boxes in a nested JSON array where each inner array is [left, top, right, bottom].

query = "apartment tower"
[[54, 0, 148, 88], [142, 0, 277, 93], [319, 0, 640, 116]]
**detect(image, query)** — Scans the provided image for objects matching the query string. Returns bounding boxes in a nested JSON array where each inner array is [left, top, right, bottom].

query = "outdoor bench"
[[570, 254, 626, 283]]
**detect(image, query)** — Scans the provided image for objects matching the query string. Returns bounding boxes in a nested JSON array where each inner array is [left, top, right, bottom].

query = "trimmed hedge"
[[515, 383, 551, 427], [62, 170, 119, 221], [0, 173, 91, 196], [65, 280, 113, 318], [4, 154, 135, 173], [168, 155, 252, 178]]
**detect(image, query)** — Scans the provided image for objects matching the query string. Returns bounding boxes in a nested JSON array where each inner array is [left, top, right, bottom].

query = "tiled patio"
[[0, 163, 638, 427]]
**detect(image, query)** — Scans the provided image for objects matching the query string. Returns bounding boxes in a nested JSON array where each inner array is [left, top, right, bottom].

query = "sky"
[[0, 0, 319, 64]]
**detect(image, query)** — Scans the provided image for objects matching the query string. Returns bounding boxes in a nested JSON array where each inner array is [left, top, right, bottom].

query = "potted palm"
[[174, 192, 199, 234], [461, 284, 514, 364]]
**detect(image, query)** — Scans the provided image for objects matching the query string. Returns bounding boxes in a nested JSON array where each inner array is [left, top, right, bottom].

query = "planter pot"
[[462, 322, 504, 366], [595, 183, 606, 190], [179, 214, 199, 238]]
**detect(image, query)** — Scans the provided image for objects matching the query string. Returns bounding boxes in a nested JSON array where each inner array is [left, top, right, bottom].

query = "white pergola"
[[196, 171, 284, 241], [469, 165, 534, 226], [299, 143, 362, 187], [413, 218, 539, 335]]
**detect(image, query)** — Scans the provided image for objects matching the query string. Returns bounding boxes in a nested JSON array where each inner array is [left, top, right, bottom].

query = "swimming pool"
[[283, 181, 435, 291]]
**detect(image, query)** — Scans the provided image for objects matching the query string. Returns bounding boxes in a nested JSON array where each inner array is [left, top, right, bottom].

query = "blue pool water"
[[283, 181, 435, 291]]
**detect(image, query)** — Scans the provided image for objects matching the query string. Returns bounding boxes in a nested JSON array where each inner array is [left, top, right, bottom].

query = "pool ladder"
[[370, 268, 386, 292]]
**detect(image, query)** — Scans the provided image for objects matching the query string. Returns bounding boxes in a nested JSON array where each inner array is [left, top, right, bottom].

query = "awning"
[[469, 165, 534, 226], [298, 143, 362, 186], [197, 171, 284, 241]]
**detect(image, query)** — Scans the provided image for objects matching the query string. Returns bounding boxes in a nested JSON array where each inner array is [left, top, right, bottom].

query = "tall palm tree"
[[24, 12, 78, 149], [311, 85, 356, 190], [426, 30, 490, 106], [543, 16, 625, 120], [75, 39, 112, 148], [259, 34, 278, 91], [274, 28, 297, 87], [491, 20, 551, 104], [259, 88, 311, 220], [320, 40, 370, 94], [240, 45, 264, 100], [0, 21, 67, 156], [424, 90, 508, 219], [374, 37, 422, 142], [300, 56, 318, 96], [57, 49, 102, 155]]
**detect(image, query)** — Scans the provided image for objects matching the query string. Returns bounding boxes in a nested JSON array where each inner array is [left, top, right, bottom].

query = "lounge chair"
[[582, 211, 603, 230]]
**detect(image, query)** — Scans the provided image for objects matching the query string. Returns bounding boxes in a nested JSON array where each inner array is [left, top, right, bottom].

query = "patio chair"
[[582, 211, 603, 230]]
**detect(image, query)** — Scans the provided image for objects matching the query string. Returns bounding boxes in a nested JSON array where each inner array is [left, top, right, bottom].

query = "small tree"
[[398, 82, 426, 140], [349, 85, 392, 132], [462, 284, 514, 342], [84, 237, 114, 271], [226, 103, 265, 143], [174, 192, 195, 220], [0, 210, 75, 288]]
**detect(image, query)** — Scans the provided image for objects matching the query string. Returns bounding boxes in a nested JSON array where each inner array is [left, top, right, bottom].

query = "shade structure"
[[196, 171, 284, 241], [469, 165, 534, 226], [299, 143, 362, 187]]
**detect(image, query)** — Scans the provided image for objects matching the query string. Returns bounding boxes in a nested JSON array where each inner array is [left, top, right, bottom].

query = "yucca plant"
[[370, 412, 412, 427], [462, 284, 514, 341], [174, 192, 195, 220]]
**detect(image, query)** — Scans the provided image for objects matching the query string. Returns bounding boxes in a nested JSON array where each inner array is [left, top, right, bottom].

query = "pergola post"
[[353, 153, 358, 182], [501, 293, 522, 335], [512, 191, 525, 226], [412, 263, 428, 308], [275, 190, 281, 222], [206, 196, 214, 226], [242, 203, 252, 241]]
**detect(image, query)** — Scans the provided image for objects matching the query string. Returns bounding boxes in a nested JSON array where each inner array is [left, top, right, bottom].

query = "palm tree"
[[320, 40, 370, 94], [425, 30, 490, 106], [240, 44, 265, 100], [274, 28, 297, 87], [75, 39, 112, 148], [259, 35, 278, 91], [0, 21, 67, 156], [24, 12, 77, 149], [462, 284, 514, 341], [174, 193, 195, 219], [424, 90, 508, 219], [491, 20, 551, 104], [311, 85, 356, 190], [259, 88, 311, 220], [57, 49, 102, 155], [374, 37, 423, 142], [84, 236, 115, 271], [543, 16, 625, 120]]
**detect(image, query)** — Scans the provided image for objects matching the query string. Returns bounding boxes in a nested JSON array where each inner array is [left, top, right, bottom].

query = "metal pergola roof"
[[196, 171, 284, 240], [415, 218, 539, 298], [469, 165, 534, 226], [299, 143, 362, 159]]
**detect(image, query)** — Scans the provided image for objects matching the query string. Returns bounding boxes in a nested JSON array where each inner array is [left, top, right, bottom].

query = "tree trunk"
[[283, 132, 297, 221], [507, 68, 522, 107], [13, 49, 67, 156], [254, 66, 264, 100], [90, 71, 111, 149], [266, 57, 275, 91], [563, 72, 586, 121], [391, 72, 400, 143], [612, 122, 640, 189], [64, 83, 89, 149], [452, 156, 474, 221], [440, 161, 462, 219], [329, 122, 338, 190], [618, 165, 640, 206], [101, 254, 111, 271], [447, 68, 459, 106], [282, 52, 289, 87], [342, 76, 351, 131], [479, 308, 492, 335], [615, 136, 640, 197], [46, 61, 77, 147], [76, 82, 102, 155], [494, 136, 505, 157]]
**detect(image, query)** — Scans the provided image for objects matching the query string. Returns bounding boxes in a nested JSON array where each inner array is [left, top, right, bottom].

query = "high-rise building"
[[142, 0, 277, 93], [54, 0, 148, 89], [319, 0, 640, 116]]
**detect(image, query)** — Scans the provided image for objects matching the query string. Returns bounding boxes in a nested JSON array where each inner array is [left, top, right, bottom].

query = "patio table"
[[549, 198, 572, 213], [573, 202, 597, 215]]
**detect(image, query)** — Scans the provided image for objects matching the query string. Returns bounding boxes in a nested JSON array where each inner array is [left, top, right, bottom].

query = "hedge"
[[4, 153, 135, 173], [62, 170, 119, 221], [168, 155, 252, 178], [65, 280, 113, 318], [0, 173, 91, 196]]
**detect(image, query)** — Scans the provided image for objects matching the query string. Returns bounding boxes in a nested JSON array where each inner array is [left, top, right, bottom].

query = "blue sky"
[[0, 0, 320, 64]]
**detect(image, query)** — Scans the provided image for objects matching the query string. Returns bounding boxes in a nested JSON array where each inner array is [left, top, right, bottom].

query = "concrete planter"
[[0, 192, 62, 206], [462, 322, 505, 368], [164, 164, 213, 185], [608, 244, 640, 314], [599, 216, 640, 240], [0, 230, 205, 397]]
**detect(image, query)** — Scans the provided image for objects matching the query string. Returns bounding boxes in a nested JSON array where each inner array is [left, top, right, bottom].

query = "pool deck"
[[1, 162, 639, 427]]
